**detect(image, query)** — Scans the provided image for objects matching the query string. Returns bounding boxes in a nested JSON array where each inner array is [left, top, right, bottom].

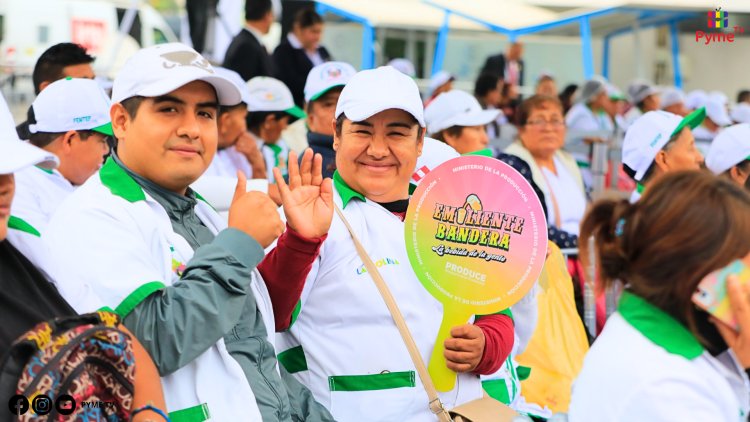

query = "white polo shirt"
[[569, 291, 749, 421], [7, 165, 75, 272]]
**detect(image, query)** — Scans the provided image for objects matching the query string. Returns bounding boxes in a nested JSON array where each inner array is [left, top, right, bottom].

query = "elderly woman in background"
[[506, 95, 587, 237]]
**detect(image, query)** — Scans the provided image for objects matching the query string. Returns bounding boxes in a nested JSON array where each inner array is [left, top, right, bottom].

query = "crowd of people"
[[2, 1, 750, 421]]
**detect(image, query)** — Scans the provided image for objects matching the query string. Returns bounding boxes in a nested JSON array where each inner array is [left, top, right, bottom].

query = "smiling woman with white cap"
[[706, 123, 750, 188], [622, 107, 706, 203], [274, 66, 515, 421]]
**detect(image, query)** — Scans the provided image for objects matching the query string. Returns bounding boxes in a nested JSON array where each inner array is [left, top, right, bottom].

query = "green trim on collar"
[[99, 157, 146, 202], [114, 281, 166, 318], [8, 216, 41, 237], [36, 165, 54, 175], [192, 191, 215, 211], [464, 148, 494, 157], [333, 170, 365, 209], [618, 291, 704, 360], [636, 183, 645, 194]]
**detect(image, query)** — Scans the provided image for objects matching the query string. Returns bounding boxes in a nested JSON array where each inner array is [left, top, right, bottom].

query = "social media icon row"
[[7, 394, 76, 416]]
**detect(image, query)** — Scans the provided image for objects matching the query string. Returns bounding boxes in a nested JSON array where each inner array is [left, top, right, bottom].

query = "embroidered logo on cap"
[[160, 51, 213, 73]]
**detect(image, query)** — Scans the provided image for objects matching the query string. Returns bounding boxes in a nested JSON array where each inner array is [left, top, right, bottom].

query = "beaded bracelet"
[[130, 404, 171, 421]]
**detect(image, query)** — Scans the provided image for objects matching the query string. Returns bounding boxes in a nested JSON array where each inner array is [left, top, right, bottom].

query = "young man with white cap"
[[623, 80, 660, 128], [274, 66, 514, 421], [44, 43, 335, 421], [692, 97, 731, 145], [304, 61, 356, 178], [8, 77, 111, 271], [246, 76, 306, 181], [622, 107, 706, 203], [706, 123, 750, 187], [202, 67, 265, 179]]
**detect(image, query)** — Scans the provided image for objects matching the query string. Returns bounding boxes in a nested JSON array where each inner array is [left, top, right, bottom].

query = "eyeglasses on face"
[[525, 119, 565, 128]]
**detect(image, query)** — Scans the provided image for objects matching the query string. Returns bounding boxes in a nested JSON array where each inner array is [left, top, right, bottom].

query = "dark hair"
[[737, 90, 750, 104], [219, 102, 247, 116], [306, 87, 343, 114], [29, 130, 97, 148], [622, 128, 685, 183], [474, 73, 501, 98], [247, 111, 288, 133], [431, 126, 463, 142], [32, 43, 94, 95], [580, 171, 750, 344], [245, 0, 272, 21], [294, 7, 322, 29], [516, 94, 563, 126], [721, 159, 750, 185], [120, 96, 146, 120]]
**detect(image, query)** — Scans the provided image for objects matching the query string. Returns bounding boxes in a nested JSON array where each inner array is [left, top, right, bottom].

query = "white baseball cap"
[[424, 90, 500, 135], [685, 90, 708, 110], [709, 91, 728, 105], [705, 98, 732, 127], [578, 76, 607, 104], [428, 70, 455, 95], [660, 87, 686, 109], [304, 61, 357, 103], [622, 107, 705, 181], [246, 76, 305, 119], [29, 77, 112, 136], [607, 83, 627, 101], [335, 66, 425, 127], [213, 67, 252, 107], [627, 80, 658, 104], [111, 43, 241, 106], [387, 59, 416, 78], [0, 93, 58, 174], [731, 103, 750, 124], [706, 123, 750, 174]]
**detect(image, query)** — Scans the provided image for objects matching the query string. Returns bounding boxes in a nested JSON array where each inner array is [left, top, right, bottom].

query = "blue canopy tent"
[[313, 0, 484, 70], [423, 0, 705, 86]]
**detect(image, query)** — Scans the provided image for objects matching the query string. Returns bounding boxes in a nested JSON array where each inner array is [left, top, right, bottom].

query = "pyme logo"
[[708, 7, 729, 28], [696, 7, 744, 45]]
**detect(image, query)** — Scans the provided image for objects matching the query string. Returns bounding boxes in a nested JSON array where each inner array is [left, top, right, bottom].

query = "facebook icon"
[[8, 395, 29, 416]]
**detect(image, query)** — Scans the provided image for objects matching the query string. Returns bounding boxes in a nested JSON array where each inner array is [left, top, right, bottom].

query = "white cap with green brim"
[[246, 76, 305, 119], [706, 123, 750, 174], [424, 90, 500, 135], [29, 77, 113, 136], [0, 93, 58, 174], [335, 66, 425, 127], [304, 61, 356, 103], [111, 42, 241, 106], [622, 107, 705, 181]]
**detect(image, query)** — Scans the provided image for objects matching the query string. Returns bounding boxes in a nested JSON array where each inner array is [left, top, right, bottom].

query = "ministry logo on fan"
[[696, 7, 744, 45]]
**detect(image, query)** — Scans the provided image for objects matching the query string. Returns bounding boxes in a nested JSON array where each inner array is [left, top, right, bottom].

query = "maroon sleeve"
[[257, 225, 326, 332], [472, 314, 515, 375]]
